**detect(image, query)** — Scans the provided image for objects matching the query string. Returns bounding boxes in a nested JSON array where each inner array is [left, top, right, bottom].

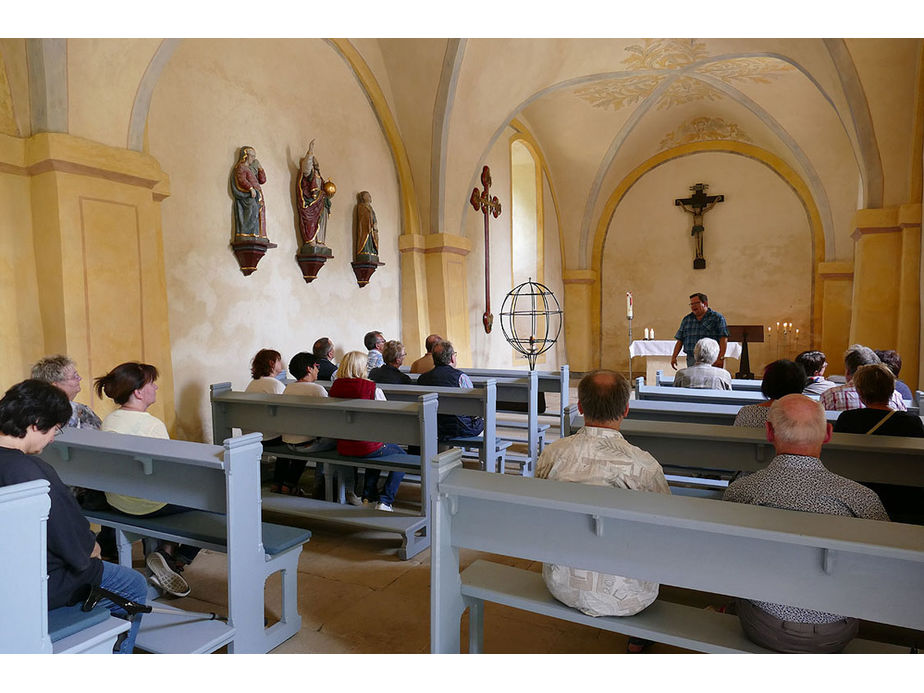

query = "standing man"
[[671, 292, 729, 369]]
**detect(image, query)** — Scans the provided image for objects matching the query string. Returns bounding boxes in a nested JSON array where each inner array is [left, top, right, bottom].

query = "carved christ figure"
[[231, 146, 267, 238], [297, 139, 333, 247], [675, 182, 724, 269]]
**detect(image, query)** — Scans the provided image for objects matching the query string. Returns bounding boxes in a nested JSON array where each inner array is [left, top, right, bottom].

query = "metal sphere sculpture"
[[499, 278, 563, 371]]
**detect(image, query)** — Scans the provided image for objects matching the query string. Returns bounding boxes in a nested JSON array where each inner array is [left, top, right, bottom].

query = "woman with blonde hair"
[[329, 351, 405, 511]]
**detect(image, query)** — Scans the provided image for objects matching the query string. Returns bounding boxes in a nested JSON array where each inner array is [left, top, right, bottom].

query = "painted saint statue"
[[354, 190, 380, 261], [231, 146, 267, 238], [297, 139, 335, 249]]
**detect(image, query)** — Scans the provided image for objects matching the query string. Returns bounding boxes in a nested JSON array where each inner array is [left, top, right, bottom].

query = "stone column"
[[562, 269, 598, 372]]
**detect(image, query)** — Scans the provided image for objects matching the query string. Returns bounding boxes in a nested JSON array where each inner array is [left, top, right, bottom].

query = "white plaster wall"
[[601, 152, 813, 376], [147, 39, 401, 442]]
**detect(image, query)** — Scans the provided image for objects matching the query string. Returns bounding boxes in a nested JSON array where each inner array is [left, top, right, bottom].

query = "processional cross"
[[470, 165, 502, 333], [674, 182, 724, 269]]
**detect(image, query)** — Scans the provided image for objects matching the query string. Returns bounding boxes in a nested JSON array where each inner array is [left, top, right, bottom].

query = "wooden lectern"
[[728, 325, 764, 379]]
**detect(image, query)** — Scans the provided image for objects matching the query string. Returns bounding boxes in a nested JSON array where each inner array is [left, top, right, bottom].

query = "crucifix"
[[470, 165, 502, 333], [674, 182, 724, 269]]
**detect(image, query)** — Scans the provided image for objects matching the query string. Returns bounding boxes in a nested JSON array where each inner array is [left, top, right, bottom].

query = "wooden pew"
[[565, 413, 924, 488], [0, 479, 130, 654], [41, 428, 310, 654], [428, 449, 923, 653], [370, 380, 511, 473], [210, 382, 438, 560]]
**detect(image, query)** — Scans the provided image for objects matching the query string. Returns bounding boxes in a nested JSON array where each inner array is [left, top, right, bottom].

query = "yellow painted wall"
[[146, 39, 402, 442], [600, 152, 814, 376]]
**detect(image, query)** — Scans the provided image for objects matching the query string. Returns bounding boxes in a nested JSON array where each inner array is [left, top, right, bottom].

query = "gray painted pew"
[[0, 480, 130, 654], [642, 376, 920, 414], [41, 428, 309, 654], [566, 413, 924, 488], [210, 382, 438, 560], [656, 369, 764, 391], [621, 399, 841, 426], [370, 380, 510, 473], [429, 449, 923, 653]]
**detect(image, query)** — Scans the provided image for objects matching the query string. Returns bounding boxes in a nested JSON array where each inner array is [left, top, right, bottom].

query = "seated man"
[[416, 340, 484, 440], [537, 370, 670, 652], [370, 340, 412, 384], [820, 344, 906, 412], [795, 350, 837, 396], [409, 334, 442, 374], [312, 337, 338, 381], [673, 337, 731, 390], [364, 330, 385, 375], [875, 350, 913, 401], [0, 379, 148, 654], [723, 394, 889, 653]]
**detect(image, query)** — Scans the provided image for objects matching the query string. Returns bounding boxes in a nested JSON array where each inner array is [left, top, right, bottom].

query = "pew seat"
[[460, 560, 913, 654], [48, 604, 130, 654], [83, 508, 310, 557], [444, 436, 513, 472]]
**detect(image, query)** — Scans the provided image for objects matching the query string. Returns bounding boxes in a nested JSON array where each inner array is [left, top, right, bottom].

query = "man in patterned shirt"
[[536, 370, 671, 644], [670, 292, 729, 369], [723, 394, 889, 653], [820, 344, 906, 412]]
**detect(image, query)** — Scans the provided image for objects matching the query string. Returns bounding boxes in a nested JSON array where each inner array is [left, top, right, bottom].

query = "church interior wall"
[[601, 151, 813, 376], [145, 39, 402, 442]]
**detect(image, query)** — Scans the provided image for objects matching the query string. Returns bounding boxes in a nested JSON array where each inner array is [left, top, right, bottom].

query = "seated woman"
[[95, 362, 198, 599], [0, 379, 147, 653], [674, 338, 732, 390], [733, 360, 806, 427], [834, 364, 924, 437], [329, 351, 405, 512]]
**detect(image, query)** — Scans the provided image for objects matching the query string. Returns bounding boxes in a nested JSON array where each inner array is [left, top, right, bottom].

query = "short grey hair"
[[693, 338, 719, 365], [31, 355, 76, 383], [767, 394, 827, 447], [844, 344, 880, 376], [382, 340, 406, 365]]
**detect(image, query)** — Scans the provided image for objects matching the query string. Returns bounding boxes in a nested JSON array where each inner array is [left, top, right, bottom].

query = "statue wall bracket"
[[231, 236, 277, 276], [295, 242, 333, 283]]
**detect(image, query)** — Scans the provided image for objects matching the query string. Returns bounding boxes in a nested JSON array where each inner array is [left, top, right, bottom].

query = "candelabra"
[[766, 321, 801, 360]]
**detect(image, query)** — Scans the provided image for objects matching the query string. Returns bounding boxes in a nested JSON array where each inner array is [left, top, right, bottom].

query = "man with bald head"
[[410, 334, 443, 374], [536, 370, 670, 651], [723, 394, 889, 653]]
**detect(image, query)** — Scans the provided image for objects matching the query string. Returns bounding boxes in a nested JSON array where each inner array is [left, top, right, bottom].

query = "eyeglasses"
[[53, 425, 64, 437]]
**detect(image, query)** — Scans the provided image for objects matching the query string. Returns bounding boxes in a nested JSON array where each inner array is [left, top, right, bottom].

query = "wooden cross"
[[674, 182, 724, 269], [470, 165, 502, 333]]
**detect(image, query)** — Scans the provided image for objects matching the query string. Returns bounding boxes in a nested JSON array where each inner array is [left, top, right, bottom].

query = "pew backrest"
[[656, 369, 763, 391], [428, 449, 924, 652], [0, 480, 52, 653]]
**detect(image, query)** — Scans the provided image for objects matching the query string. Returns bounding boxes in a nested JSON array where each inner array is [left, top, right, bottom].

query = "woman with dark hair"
[[733, 360, 807, 427], [94, 362, 198, 598], [0, 379, 147, 653]]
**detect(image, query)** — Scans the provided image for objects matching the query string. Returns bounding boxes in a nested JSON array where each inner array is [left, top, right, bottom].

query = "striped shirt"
[[820, 383, 906, 412]]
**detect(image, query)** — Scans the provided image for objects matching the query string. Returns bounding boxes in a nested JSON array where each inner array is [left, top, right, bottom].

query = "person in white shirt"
[[275, 352, 338, 498], [95, 361, 198, 598], [674, 337, 732, 390], [243, 348, 286, 444], [536, 369, 671, 653]]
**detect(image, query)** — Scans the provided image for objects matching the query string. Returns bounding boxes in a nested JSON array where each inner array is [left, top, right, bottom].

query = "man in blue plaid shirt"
[[671, 292, 729, 369]]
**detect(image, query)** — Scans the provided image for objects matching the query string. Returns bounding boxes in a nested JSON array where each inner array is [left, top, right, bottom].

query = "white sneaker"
[[347, 492, 363, 506], [145, 551, 191, 598], [375, 502, 394, 512]]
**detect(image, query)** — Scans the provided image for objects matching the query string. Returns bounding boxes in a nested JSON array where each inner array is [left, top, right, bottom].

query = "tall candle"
[[626, 291, 633, 319], [644, 328, 650, 339], [651, 328, 655, 339]]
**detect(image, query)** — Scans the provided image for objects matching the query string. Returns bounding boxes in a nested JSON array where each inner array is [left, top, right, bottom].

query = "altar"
[[629, 339, 742, 384]]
